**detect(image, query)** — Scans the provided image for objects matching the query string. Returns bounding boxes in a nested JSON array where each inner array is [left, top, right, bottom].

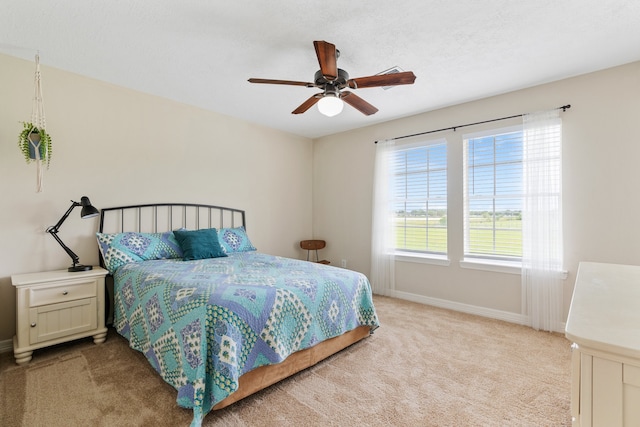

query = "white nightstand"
[[12, 267, 108, 364]]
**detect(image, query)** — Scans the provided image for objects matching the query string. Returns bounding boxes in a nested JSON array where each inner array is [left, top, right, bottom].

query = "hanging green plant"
[[18, 122, 52, 168]]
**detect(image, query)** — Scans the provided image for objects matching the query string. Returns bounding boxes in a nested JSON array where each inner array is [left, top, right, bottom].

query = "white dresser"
[[12, 267, 108, 364], [566, 262, 640, 427]]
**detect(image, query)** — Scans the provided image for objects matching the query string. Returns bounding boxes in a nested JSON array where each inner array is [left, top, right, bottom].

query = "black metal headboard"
[[98, 202, 246, 266], [99, 202, 246, 234]]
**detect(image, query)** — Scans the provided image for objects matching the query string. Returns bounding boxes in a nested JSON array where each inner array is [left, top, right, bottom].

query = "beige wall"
[[2, 52, 639, 343], [0, 54, 313, 342], [313, 61, 640, 323]]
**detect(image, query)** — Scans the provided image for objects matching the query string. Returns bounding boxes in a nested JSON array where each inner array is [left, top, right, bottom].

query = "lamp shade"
[[80, 196, 99, 219], [317, 95, 344, 117]]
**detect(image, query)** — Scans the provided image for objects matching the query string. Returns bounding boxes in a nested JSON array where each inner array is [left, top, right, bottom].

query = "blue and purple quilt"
[[112, 252, 379, 426]]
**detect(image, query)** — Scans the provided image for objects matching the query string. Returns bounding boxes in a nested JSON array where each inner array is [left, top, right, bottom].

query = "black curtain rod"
[[375, 104, 571, 143]]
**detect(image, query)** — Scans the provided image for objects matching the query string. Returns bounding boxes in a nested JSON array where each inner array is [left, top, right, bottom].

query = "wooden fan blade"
[[347, 71, 416, 89], [313, 40, 338, 81], [292, 94, 322, 114], [341, 91, 378, 116], [248, 78, 314, 87]]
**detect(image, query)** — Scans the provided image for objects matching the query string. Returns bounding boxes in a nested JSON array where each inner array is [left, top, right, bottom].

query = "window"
[[463, 126, 523, 262], [391, 139, 447, 255]]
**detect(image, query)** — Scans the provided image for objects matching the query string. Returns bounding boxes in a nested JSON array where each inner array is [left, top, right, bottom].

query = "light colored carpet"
[[0, 296, 572, 426]]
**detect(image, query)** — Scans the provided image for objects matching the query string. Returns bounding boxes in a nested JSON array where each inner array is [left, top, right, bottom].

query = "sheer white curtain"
[[370, 139, 396, 296], [521, 110, 563, 331]]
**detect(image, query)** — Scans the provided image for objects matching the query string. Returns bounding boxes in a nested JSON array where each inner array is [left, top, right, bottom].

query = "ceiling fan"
[[248, 40, 416, 117]]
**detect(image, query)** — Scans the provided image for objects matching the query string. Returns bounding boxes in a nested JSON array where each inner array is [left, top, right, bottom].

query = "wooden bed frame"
[[98, 202, 372, 410]]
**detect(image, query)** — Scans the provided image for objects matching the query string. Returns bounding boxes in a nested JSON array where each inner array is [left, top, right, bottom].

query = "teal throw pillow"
[[173, 228, 228, 261]]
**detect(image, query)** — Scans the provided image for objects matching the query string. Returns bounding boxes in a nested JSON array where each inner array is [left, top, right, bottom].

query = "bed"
[[97, 203, 379, 426]]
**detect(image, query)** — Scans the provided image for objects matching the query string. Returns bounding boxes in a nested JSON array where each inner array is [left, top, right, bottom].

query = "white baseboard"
[[388, 290, 566, 333], [0, 338, 13, 354]]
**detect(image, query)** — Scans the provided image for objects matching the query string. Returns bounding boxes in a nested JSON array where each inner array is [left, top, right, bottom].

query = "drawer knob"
[[30, 323, 36, 328], [62, 291, 68, 295]]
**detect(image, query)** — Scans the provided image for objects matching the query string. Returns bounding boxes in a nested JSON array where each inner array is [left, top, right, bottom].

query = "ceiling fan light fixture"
[[249, 41, 415, 116], [317, 94, 343, 117]]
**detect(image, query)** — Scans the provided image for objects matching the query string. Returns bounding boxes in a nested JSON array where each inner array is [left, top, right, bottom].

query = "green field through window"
[[394, 217, 447, 254], [394, 216, 522, 257], [467, 216, 522, 257]]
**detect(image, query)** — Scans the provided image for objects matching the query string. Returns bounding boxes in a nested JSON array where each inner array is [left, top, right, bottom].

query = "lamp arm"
[[48, 200, 81, 233], [47, 228, 81, 266], [46, 200, 81, 267]]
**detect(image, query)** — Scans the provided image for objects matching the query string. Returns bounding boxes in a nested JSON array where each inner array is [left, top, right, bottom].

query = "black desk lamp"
[[46, 196, 99, 272]]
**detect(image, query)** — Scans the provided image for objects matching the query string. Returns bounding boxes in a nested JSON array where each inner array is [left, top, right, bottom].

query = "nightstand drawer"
[[29, 280, 98, 307]]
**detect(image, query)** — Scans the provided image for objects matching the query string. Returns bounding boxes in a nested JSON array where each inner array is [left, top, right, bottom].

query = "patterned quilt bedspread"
[[112, 252, 379, 426]]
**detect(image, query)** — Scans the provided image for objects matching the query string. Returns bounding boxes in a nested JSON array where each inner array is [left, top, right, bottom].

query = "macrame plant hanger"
[[30, 53, 47, 192]]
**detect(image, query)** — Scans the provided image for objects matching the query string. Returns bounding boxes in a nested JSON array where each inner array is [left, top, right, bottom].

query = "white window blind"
[[463, 126, 523, 260], [392, 140, 447, 255]]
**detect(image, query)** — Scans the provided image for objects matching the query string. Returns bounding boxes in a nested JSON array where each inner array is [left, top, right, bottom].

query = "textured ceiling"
[[3, 1, 640, 139]]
